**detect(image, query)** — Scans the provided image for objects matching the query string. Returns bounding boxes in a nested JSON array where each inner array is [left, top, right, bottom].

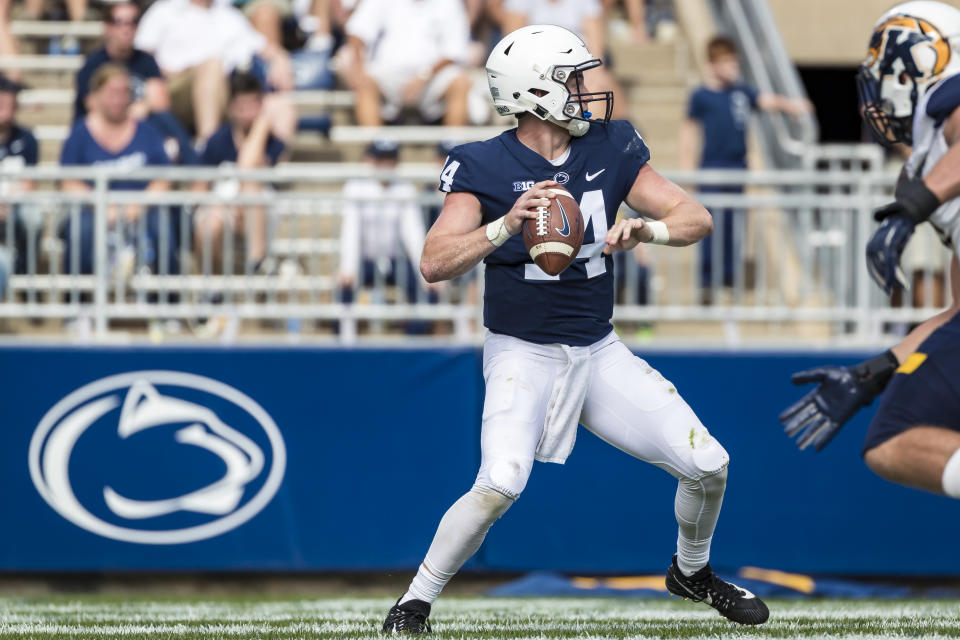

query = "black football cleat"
[[665, 555, 769, 625], [382, 598, 432, 634]]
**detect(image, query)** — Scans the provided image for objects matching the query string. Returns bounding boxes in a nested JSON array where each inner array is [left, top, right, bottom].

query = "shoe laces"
[[700, 574, 744, 609], [389, 606, 431, 632]]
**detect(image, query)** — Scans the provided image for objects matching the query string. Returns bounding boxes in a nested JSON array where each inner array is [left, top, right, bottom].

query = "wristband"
[[485, 216, 511, 247], [894, 177, 940, 224], [852, 349, 899, 402], [647, 220, 669, 245]]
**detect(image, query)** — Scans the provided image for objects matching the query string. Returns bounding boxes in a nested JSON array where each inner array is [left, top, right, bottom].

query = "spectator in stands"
[[679, 36, 811, 296], [0, 1, 21, 83], [193, 72, 289, 274], [23, 0, 88, 54], [234, 0, 332, 51], [135, 0, 296, 143], [338, 140, 439, 335], [74, 2, 198, 165], [60, 65, 176, 277], [343, 0, 472, 126], [503, 0, 627, 119], [0, 75, 38, 290]]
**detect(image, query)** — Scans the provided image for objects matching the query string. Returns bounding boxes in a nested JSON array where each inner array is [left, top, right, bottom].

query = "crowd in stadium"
[[0, 1, 681, 314], [0, 0, 828, 339]]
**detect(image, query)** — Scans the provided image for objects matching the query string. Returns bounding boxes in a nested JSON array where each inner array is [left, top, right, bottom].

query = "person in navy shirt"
[[382, 25, 769, 633], [0, 75, 39, 290], [60, 64, 176, 276], [193, 71, 289, 272], [680, 36, 810, 294], [75, 2, 198, 165]]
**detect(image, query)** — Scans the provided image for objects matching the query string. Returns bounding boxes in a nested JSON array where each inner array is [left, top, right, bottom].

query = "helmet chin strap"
[[566, 119, 590, 137], [546, 114, 590, 137]]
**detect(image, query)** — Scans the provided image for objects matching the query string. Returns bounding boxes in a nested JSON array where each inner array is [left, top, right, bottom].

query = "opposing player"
[[381, 25, 769, 634], [780, 2, 960, 497]]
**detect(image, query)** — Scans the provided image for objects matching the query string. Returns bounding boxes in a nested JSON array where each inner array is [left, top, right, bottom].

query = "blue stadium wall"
[[1, 344, 952, 575]]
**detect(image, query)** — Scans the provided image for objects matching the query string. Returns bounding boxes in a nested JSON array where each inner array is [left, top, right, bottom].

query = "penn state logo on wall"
[[28, 371, 286, 545]]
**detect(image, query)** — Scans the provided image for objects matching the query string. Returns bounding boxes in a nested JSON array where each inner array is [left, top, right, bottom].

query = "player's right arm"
[[780, 254, 960, 451], [419, 181, 558, 283]]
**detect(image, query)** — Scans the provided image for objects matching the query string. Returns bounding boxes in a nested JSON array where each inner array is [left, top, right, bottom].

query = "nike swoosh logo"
[[585, 169, 605, 181], [554, 200, 570, 237], [674, 578, 708, 603]]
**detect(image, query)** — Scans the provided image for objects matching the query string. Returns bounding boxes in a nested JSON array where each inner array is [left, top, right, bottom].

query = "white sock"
[[400, 559, 453, 605], [675, 468, 727, 576], [942, 448, 960, 498], [399, 485, 513, 604]]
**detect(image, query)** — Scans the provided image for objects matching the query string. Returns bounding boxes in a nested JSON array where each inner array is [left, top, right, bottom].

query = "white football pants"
[[406, 330, 730, 603]]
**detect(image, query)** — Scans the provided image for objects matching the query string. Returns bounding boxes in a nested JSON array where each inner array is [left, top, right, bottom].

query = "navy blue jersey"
[[438, 120, 650, 346], [687, 83, 758, 167], [60, 119, 169, 191], [201, 123, 286, 167], [0, 125, 38, 166], [74, 48, 163, 122]]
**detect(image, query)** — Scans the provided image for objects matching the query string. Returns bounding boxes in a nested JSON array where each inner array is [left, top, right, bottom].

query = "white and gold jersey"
[[906, 72, 960, 257]]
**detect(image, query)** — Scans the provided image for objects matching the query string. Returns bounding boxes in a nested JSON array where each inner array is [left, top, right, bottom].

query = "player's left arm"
[[920, 106, 960, 201], [603, 164, 712, 253], [866, 105, 960, 294]]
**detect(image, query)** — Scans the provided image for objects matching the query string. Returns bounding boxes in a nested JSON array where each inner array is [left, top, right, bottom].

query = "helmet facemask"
[[856, 65, 916, 146], [553, 61, 614, 126]]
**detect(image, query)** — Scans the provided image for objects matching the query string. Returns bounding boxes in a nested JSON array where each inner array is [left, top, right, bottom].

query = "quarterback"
[[382, 25, 769, 634], [780, 2, 960, 497]]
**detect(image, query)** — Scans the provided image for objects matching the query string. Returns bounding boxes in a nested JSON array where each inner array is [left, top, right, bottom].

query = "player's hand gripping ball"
[[521, 188, 584, 275]]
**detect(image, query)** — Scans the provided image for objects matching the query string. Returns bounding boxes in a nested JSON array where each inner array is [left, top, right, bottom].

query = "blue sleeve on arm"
[[605, 120, 650, 202], [686, 89, 703, 120], [437, 146, 478, 194], [744, 84, 760, 109], [266, 136, 286, 165], [59, 127, 84, 165], [927, 74, 960, 127], [74, 67, 91, 122], [22, 131, 38, 166], [140, 51, 162, 79], [200, 130, 227, 166]]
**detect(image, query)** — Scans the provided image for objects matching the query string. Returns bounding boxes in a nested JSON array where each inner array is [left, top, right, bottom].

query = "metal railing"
[[0, 162, 951, 346]]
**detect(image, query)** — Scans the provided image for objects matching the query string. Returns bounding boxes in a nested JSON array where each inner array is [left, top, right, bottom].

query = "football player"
[[382, 24, 769, 634], [780, 2, 960, 498]]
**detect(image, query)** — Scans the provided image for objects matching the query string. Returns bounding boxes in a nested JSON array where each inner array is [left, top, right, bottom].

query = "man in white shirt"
[[344, 0, 472, 125], [338, 140, 440, 335], [135, 0, 295, 141]]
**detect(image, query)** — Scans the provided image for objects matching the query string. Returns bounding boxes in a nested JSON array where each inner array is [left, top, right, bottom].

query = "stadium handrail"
[[30, 125, 510, 144], [17, 88, 357, 107], [0, 54, 83, 71], [9, 20, 102, 38]]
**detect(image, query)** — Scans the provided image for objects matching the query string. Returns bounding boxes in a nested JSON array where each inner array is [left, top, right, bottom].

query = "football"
[[521, 188, 584, 276]]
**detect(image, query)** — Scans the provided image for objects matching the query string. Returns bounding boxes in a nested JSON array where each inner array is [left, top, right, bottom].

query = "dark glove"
[[779, 350, 898, 451], [874, 177, 940, 224], [867, 177, 940, 295], [866, 215, 915, 295]]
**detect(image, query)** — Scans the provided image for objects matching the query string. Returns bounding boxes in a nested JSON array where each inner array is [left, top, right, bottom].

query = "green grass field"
[[0, 596, 958, 639]]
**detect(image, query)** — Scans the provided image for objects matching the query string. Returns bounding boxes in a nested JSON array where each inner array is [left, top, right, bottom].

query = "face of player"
[[711, 54, 741, 85], [0, 92, 16, 131], [94, 75, 132, 124], [105, 4, 139, 57], [229, 93, 263, 133]]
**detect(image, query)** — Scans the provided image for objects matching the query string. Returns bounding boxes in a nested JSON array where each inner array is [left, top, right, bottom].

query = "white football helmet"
[[486, 24, 613, 137], [858, 1, 960, 145]]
